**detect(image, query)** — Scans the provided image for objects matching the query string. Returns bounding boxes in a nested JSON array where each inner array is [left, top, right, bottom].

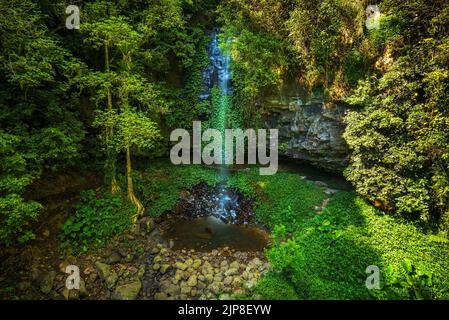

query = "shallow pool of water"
[[160, 216, 269, 252], [278, 158, 353, 190]]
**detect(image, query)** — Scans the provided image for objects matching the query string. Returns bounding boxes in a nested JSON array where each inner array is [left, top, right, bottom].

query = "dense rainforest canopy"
[[0, 0, 449, 301]]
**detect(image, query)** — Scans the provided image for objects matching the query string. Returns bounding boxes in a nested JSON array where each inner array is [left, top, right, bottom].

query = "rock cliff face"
[[264, 95, 349, 172]]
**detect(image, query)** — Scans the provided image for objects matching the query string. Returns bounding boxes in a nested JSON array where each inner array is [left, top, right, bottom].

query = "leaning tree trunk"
[[104, 41, 120, 194], [126, 145, 144, 224]]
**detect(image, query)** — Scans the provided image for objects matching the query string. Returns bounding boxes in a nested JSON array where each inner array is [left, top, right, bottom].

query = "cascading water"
[[200, 29, 236, 222], [157, 32, 270, 251]]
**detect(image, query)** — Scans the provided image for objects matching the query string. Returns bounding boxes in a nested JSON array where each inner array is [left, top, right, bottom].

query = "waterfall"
[[200, 29, 236, 223]]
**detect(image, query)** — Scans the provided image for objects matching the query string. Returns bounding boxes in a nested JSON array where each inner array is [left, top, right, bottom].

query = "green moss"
[[254, 272, 300, 300], [228, 170, 326, 230]]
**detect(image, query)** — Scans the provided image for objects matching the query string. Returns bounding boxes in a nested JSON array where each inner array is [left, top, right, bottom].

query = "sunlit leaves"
[[93, 108, 161, 153]]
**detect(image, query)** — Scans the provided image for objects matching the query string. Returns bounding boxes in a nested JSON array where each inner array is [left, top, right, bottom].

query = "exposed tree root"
[[126, 146, 144, 224], [111, 175, 121, 194], [129, 192, 144, 224]]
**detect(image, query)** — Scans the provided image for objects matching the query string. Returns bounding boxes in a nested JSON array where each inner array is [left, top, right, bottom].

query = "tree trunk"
[[126, 145, 144, 223], [104, 41, 120, 194]]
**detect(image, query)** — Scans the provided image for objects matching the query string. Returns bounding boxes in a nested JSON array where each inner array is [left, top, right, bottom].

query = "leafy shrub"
[[343, 49, 367, 86], [344, 19, 449, 225], [0, 194, 42, 246], [60, 190, 134, 255], [379, 260, 436, 300]]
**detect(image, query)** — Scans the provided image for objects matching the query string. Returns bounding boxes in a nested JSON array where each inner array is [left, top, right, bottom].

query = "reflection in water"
[[278, 158, 353, 190], [161, 216, 269, 252]]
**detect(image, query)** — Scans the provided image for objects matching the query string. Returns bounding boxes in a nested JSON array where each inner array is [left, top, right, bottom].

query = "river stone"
[[185, 258, 194, 267], [205, 274, 214, 283], [151, 247, 160, 254], [174, 270, 184, 282], [112, 281, 142, 300], [224, 268, 238, 276], [197, 280, 206, 290], [95, 261, 118, 289], [187, 275, 197, 287], [40, 271, 56, 294], [161, 281, 179, 297], [229, 261, 240, 270], [79, 279, 87, 297], [124, 253, 135, 262], [137, 266, 145, 279], [175, 262, 187, 270], [202, 261, 213, 270], [152, 263, 161, 271], [58, 256, 77, 273], [209, 282, 222, 295], [180, 286, 191, 295], [59, 287, 79, 300], [244, 279, 257, 290], [154, 292, 168, 300], [252, 258, 263, 267], [233, 289, 244, 297], [315, 181, 328, 188], [160, 264, 170, 274], [325, 188, 339, 195], [232, 277, 241, 286], [107, 251, 122, 264], [223, 276, 233, 286], [193, 259, 202, 269], [214, 274, 223, 283], [89, 272, 98, 282]]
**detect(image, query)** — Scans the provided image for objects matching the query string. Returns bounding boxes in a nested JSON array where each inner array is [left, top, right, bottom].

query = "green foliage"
[[365, 15, 402, 50], [133, 162, 223, 217], [0, 194, 42, 246], [344, 34, 449, 224], [254, 272, 299, 300], [287, 0, 364, 91], [266, 238, 301, 271], [94, 108, 161, 153], [229, 170, 326, 230], [217, 0, 294, 127], [379, 260, 436, 300], [60, 190, 134, 255], [257, 191, 449, 299], [343, 49, 366, 86]]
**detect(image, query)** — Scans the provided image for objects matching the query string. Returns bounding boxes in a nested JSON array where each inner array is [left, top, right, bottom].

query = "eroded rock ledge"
[[264, 96, 349, 172]]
